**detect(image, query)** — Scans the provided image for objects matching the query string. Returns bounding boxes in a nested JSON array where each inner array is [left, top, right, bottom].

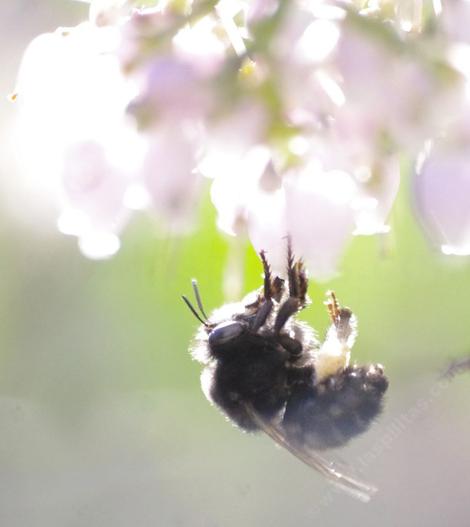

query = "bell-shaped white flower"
[[414, 138, 470, 255]]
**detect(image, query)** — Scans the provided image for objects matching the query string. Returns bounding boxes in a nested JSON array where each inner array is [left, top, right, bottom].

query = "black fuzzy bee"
[[183, 246, 388, 501]]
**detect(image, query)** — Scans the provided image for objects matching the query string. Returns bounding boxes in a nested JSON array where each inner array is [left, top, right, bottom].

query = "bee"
[[182, 245, 388, 501]]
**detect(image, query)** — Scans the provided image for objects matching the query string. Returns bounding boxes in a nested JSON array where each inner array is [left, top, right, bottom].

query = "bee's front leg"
[[251, 251, 276, 332], [274, 242, 308, 333]]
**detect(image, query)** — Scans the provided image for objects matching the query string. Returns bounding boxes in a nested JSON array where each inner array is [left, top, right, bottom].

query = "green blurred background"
[[1, 2, 470, 526]]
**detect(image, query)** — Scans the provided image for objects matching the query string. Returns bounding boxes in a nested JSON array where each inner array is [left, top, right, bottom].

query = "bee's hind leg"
[[325, 291, 356, 344]]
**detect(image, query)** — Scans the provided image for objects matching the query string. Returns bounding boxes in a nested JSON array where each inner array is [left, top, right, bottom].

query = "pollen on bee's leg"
[[315, 294, 358, 383], [314, 332, 352, 383]]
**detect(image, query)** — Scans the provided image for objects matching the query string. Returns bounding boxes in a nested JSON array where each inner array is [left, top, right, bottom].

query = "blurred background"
[[1, 2, 470, 526]]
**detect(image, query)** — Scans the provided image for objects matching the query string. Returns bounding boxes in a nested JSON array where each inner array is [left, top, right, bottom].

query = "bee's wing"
[[246, 405, 377, 503]]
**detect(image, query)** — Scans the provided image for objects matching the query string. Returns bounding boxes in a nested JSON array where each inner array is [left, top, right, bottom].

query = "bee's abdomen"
[[283, 364, 388, 450]]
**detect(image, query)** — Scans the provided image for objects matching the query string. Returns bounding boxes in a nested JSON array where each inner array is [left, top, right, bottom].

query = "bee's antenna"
[[191, 279, 208, 320], [182, 295, 208, 326]]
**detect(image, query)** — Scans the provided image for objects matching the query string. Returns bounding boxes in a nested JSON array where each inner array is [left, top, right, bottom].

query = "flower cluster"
[[13, 0, 470, 276]]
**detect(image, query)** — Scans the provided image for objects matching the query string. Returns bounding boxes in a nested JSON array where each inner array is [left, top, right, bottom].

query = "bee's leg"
[[251, 251, 275, 332], [274, 241, 308, 332], [270, 275, 285, 302], [260, 250, 273, 302], [259, 251, 285, 301], [325, 291, 356, 344], [325, 290, 340, 324], [274, 297, 300, 333], [286, 238, 308, 305], [279, 333, 303, 359], [252, 299, 273, 332]]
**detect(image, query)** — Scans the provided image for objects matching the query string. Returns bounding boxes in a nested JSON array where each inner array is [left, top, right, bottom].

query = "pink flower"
[[335, 23, 463, 153], [353, 157, 401, 236], [414, 139, 470, 255], [128, 56, 214, 124], [142, 123, 203, 231], [210, 146, 271, 235], [284, 166, 357, 279], [58, 140, 130, 258], [441, 0, 470, 44], [15, 22, 141, 258], [248, 162, 358, 280]]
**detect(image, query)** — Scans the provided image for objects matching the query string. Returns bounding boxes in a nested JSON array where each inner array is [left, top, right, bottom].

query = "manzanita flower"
[[58, 140, 131, 258], [210, 145, 272, 235], [335, 22, 463, 154], [240, 159, 360, 279], [11, 0, 470, 274], [353, 157, 401, 236], [414, 136, 470, 255], [441, 0, 470, 45], [142, 123, 203, 231], [15, 21, 141, 257], [284, 165, 358, 279]]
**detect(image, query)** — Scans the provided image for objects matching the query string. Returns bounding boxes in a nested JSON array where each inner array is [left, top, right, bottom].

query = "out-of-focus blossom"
[[58, 142, 132, 258], [128, 56, 214, 124], [246, 161, 359, 279], [353, 157, 401, 235], [58, 140, 130, 242], [245, 0, 279, 25], [284, 166, 358, 279], [414, 135, 470, 255], [335, 23, 464, 153], [394, 0, 424, 32], [15, 22, 141, 257], [441, 0, 470, 44], [143, 123, 203, 231], [210, 146, 271, 235], [199, 101, 268, 180], [75, 0, 133, 26], [16, 24, 128, 167], [12, 0, 470, 274]]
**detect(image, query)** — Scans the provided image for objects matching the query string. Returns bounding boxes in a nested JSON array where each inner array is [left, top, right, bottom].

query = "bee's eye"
[[209, 321, 245, 346]]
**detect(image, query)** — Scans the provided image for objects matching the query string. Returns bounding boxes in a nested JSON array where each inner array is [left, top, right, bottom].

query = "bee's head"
[[208, 320, 247, 353], [183, 280, 250, 359]]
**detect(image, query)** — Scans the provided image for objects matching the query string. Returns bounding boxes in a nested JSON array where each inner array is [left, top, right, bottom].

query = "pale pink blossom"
[[247, 186, 287, 274], [244, 0, 279, 25], [13, 0, 470, 269], [441, 0, 470, 44], [414, 139, 470, 255], [353, 157, 401, 235], [142, 123, 203, 231], [15, 21, 141, 257], [199, 101, 268, 180], [128, 56, 214, 123], [210, 146, 272, 235], [118, 7, 180, 71], [58, 140, 130, 258], [247, 162, 358, 280], [335, 23, 464, 152], [284, 166, 357, 279], [59, 141, 129, 232]]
